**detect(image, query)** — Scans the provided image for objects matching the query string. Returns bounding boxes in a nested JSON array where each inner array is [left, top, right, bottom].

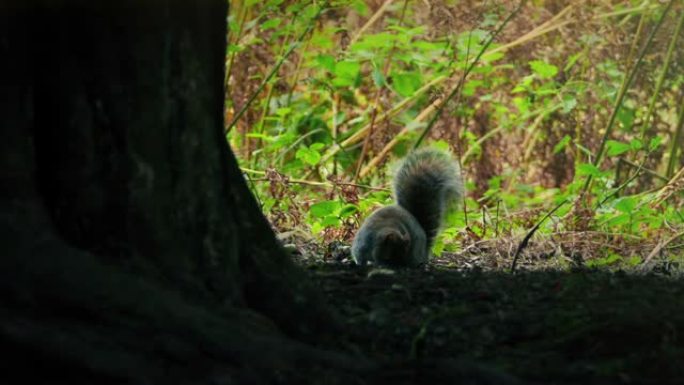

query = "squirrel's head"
[[373, 229, 411, 267]]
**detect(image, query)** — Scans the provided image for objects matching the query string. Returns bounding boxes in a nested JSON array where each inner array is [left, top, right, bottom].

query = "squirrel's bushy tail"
[[393, 148, 463, 243]]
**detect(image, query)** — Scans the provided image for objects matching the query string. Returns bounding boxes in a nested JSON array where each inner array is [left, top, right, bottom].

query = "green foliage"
[[529, 60, 558, 79], [226, 0, 684, 264], [308, 200, 358, 233]]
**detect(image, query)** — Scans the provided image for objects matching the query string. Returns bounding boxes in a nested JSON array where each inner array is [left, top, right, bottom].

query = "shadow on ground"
[[298, 254, 684, 385]]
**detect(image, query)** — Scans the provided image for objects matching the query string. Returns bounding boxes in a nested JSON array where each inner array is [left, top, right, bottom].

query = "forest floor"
[[289, 236, 684, 385]]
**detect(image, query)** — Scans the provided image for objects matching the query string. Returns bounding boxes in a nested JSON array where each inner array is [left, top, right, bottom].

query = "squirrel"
[[352, 148, 464, 268]]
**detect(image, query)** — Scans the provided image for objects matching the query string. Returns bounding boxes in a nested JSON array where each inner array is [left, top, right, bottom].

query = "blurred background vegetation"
[[224, 0, 684, 268]]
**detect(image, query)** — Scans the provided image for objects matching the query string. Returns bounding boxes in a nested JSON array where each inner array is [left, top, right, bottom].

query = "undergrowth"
[[225, 0, 684, 271]]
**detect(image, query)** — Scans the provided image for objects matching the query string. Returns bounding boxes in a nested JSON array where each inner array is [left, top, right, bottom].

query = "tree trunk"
[[0, 2, 521, 384], [0, 1, 346, 383]]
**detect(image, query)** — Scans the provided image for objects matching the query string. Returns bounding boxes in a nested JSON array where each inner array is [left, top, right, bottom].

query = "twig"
[[350, 0, 395, 46], [581, 0, 675, 195], [461, 127, 503, 164], [640, 8, 684, 140], [359, 97, 441, 178], [652, 166, 684, 207], [318, 2, 643, 168], [225, 2, 329, 134], [413, 0, 526, 149], [510, 199, 568, 273], [640, 230, 684, 272], [595, 149, 656, 210], [666, 91, 684, 178], [225, 1, 249, 88], [241, 168, 390, 191], [316, 75, 446, 169], [617, 156, 669, 182], [308, 1, 657, 182], [354, 0, 410, 182], [359, 2, 525, 176]]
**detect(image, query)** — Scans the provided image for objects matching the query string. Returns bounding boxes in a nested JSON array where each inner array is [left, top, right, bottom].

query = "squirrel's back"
[[394, 148, 463, 243]]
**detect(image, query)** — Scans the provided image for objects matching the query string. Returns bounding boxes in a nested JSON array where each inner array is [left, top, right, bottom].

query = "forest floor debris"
[[290, 236, 684, 385]]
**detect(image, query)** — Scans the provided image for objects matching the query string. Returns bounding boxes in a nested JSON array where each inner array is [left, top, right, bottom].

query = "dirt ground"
[[291, 239, 684, 385]]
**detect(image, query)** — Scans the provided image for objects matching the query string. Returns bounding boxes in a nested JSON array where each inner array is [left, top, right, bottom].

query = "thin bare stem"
[[240, 168, 389, 191], [350, 0, 395, 46], [667, 92, 684, 178], [640, 230, 684, 271], [285, 32, 314, 107], [317, 75, 446, 168], [640, 9, 684, 140], [225, 1, 249, 87], [624, 2, 647, 68], [511, 199, 568, 273], [413, 0, 526, 149], [225, 2, 328, 134], [581, 0, 674, 195], [353, 0, 409, 182]]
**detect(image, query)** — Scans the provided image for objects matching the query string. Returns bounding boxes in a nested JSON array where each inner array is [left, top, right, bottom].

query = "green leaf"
[[432, 140, 450, 152], [351, 0, 369, 15], [553, 135, 571, 154], [512, 75, 533, 93], [261, 18, 281, 30], [276, 107, 292, 117], [310, 142, 325, 151], [296, 146, 322, 166], [564, 52, 582, 72], [350, 33, 395, 52], [606, 213, 631, 226], [463, 79, 484, 97], [576, 163, 601, 177], [315, 54, 336, 73], [616, 107, 635, 131], [431, 237, 445, 256], [310, 200, 340, 218], [227, 43, 244, 54], [627, 256, 642, 266], [513, 96, 530, 115], [332, 60, 360, 87], [649, 136, 663, 151], [246, 133, 272, 140], [561, 95, 577, 113], [311, 33, 334, 49], [311, 222, 324, 234], [339, 204, 358, 218], [321, 216, 342, 227], [529, 60, 558, 79], [511, 85, 527, 93], [482, 51, 504, 63], [588, 253, 622, 267], [371, 66, 385, 87], [615, 196, 636, 213], [606, 140, 631, 156], [604, 253, 622, 265], [391, 72, 422, 97], [228, 19, 241, 34]]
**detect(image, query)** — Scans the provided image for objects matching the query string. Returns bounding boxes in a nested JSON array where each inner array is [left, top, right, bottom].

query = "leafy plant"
[[226, 0, 684, 265]]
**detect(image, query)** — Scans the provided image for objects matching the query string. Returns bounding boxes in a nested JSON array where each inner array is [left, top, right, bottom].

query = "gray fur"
[[352, 149, 463, 267]]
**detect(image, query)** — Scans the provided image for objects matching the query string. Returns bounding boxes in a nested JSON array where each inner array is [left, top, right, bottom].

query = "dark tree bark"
[[0, 1, 355, 383], [0, 2, 521, 384]]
